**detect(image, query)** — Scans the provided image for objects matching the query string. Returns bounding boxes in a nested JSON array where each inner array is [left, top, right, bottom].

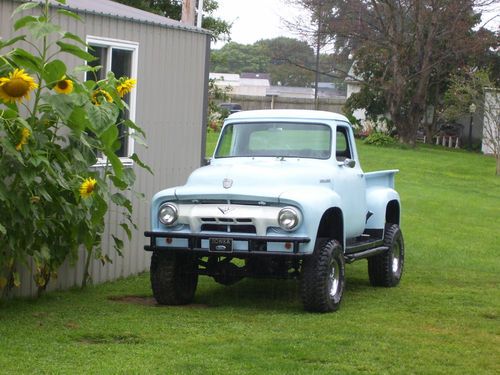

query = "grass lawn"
[[1, 139, 499, 374]]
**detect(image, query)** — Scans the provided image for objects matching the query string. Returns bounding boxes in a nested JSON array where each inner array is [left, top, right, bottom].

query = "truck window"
[[215, 122, 331, 159], [336, 127, 352, 161]]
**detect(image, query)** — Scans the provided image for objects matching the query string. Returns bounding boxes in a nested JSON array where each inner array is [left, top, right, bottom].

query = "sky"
[[212, 0, 303, 49], [211, 0, 499, 49]]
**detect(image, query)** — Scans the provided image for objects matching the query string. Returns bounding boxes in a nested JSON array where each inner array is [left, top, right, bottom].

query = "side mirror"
[[343, 158, 356, 168], [203, 157, 211, 166]]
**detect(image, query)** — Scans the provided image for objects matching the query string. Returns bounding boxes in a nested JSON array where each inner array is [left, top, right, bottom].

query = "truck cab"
[[145, 110, 405, 312]]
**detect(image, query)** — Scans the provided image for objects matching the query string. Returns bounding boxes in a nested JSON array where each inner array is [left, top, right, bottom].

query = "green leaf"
[[104, 151, 124, 179], [86, 102, 119, 136], [62, 32, 86, 46], [56, 41, 96, 62], [57, 9, 83, 22], [68, 106, 90, 133], [130, 153, 153, 175], [14, 15, 37, 31], [123, 119, 146, 137], [74, 65, 101, 74], [12, 2, 39, 16], [44, 93, 74, 121], [43, 59, 66, 85], [112, 235, 124, 252], [27, 21, 61, 40], [8, 48, 43, 72], [0, 35, 26, 51], [54, 0, 67, 4], [108, 175, 128, 190], [0, 223, 6, 235], [111, 193, 133, 214], [100, 124, 119, 150], [119, 223, 132, 241]]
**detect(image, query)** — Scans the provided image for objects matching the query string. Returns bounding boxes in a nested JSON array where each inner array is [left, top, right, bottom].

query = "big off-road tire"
[[150, 251, 198, 305], [368, 224, 405, 287], [301, 239, 345, 312]]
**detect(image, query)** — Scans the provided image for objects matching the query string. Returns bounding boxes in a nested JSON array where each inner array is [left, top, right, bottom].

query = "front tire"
[[150, 251, 198, 305], [368, 224, 405, 287], [301, 239, 345, 312]]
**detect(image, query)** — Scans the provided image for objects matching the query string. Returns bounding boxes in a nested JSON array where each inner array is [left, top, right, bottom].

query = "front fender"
[[279, 187, 343, 252]]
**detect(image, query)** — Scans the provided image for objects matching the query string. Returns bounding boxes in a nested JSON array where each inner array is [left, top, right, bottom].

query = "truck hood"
[[174, 159, 333, 201]]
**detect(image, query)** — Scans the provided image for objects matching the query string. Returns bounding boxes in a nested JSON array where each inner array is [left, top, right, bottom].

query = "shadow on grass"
[[108, 274, 378, 313]]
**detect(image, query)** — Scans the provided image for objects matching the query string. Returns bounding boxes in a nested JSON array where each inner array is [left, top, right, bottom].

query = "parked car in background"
[[219, 103, 242, 114]]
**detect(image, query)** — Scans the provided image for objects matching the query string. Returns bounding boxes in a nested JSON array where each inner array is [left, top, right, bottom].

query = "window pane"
[[86, 45, 107, 81], [112, 49, 133, 158]]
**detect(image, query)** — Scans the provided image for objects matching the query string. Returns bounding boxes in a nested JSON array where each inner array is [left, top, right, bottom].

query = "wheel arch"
[[316, 207, 344, 248], [385, 199, 400, 225]]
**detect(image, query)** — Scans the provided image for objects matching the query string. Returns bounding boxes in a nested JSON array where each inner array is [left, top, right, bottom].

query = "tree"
[[441, 69, 500, 175], [210, 42, 270, 74], [291, 0, 497, 145], [114, 0, 231, 42]]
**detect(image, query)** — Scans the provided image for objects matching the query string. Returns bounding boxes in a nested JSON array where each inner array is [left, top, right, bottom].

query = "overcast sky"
[[212, 0, 303, 49]]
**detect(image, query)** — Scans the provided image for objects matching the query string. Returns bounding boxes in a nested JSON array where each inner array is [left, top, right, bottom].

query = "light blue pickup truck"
[[145, 109, 404, 312]]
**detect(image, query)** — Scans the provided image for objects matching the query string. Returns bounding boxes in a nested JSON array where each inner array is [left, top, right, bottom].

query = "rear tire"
[[368, 224, 404, 287], [150, 251, 198, 305], [301, 239, 345, 312]]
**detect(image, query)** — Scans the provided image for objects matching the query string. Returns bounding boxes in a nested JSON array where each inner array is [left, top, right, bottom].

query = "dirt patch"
[[107, 295, 210, 309]]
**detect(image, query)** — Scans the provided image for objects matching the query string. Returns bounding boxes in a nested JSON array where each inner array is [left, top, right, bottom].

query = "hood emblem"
[[223, 178, 233, 189], [218, 206, 234, 215]]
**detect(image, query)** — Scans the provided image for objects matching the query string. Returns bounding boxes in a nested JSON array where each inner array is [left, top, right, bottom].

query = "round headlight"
[[278, 207, 300, 231], [159, 203, 178, 226]]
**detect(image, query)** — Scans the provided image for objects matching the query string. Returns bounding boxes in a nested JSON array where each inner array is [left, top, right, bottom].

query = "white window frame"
[[86, 35, 139, 167]]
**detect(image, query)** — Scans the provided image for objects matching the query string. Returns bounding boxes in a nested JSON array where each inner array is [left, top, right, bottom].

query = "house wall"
[[0, 1, 209, 296]]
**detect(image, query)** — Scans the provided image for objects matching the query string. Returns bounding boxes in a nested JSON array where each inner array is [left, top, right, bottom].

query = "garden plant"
[[0, 0, 149, 297]]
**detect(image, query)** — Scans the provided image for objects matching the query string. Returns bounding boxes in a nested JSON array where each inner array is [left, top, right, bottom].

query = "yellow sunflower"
[[0, 69, 38, 103], [79, 177, 97, 199], [91, 89, 113, 105], [116, 78, 136, 97], [54, 76, 73, 94], [15, 128, 31, 151]]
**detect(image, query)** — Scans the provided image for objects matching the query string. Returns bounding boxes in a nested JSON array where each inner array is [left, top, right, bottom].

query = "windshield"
[[215, 122, 331, 159]]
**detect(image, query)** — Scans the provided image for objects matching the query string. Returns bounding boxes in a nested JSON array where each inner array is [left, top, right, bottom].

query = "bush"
[[364, 132, 396, 146]]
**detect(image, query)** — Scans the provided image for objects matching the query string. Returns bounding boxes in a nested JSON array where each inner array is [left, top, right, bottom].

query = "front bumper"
[[144, 231, 311, 258]]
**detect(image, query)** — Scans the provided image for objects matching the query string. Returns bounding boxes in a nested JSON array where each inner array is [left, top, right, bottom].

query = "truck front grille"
[[201, 224, 256, 234]]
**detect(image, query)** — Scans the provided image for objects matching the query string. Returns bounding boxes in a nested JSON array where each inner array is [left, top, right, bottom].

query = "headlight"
[[159, 203, 178, 226], [278, 207, 300, 231]]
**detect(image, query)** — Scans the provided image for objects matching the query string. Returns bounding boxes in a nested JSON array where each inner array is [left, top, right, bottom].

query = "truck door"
[[334, 125, 367, 238]]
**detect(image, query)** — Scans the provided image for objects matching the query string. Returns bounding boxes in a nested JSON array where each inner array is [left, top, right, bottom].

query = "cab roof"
[[226, 109, 349, 122]]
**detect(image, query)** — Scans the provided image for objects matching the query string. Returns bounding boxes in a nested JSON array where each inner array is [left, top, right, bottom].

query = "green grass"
[[1, 141, 499, 374]]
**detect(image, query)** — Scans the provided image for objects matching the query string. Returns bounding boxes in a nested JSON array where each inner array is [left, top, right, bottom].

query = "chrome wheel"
[[392, 241, 401, 274], [329, 259, 340, 298]]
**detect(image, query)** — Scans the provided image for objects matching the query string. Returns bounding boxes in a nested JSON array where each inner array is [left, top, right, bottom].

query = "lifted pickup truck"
[[145, 110, 404, 312]]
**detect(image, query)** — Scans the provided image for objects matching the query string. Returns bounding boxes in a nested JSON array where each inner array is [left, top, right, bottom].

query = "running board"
[[344, 246, 388, 264]]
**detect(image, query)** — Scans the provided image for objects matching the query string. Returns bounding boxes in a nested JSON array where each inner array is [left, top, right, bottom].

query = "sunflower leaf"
[[12, 2, 39, 16], [14, 15, 38, 31], [8, 48, 42, 72], [57, 9, 82, 22], [0, 35, 26, 51], [130, 153, 153, 175], [57, 41, 96, 62], [27, 21, 61, 40], [62, 32, 87, 46], [43, 59, 66, 86]]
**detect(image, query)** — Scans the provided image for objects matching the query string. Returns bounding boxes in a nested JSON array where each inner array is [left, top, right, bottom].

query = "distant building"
[[210, 72, 270, 96]]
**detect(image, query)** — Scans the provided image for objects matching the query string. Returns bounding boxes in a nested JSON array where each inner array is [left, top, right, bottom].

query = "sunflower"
[[116, 78, 136, 97], [91, 89, 113, 105], [79, 177, 97, 199], [0, 69, 38, 103], [54, 76, 73, 94], [15, 128, 31, 151]]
